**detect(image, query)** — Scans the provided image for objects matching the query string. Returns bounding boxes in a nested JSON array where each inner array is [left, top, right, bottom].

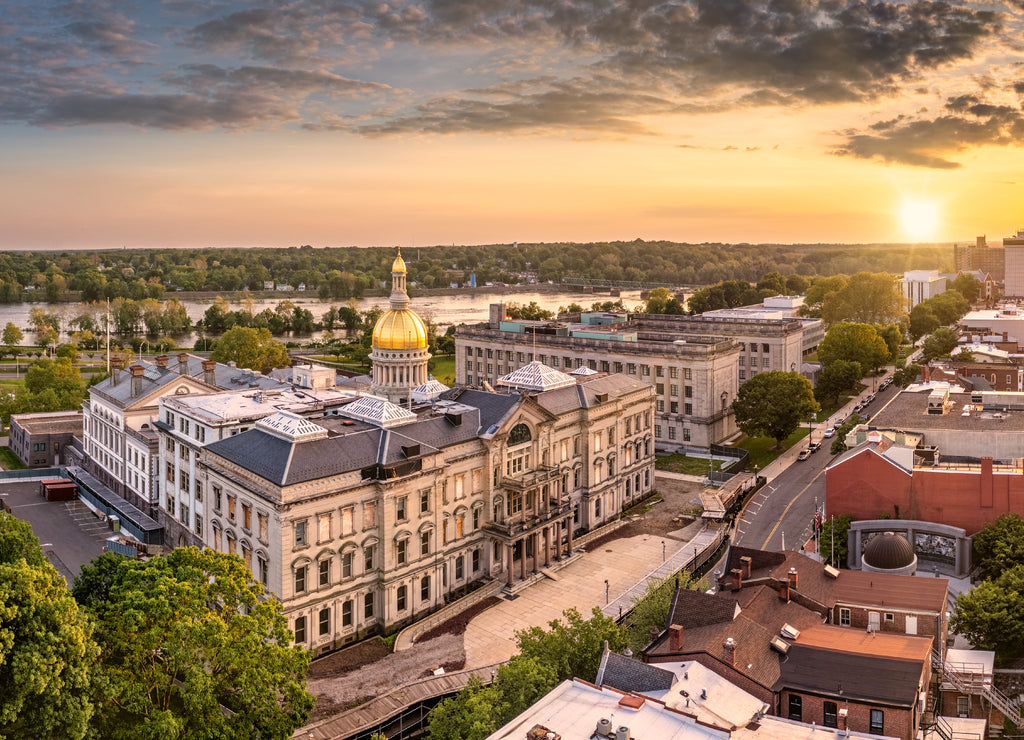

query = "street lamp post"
[[604, 579, 610, 604]]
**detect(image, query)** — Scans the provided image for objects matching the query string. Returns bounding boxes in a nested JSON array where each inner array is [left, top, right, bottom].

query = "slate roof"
[[596, 649, 675, 694], [497, 360, 576, 392], [667, 588, 740, 630], [92, 354, 282, 408]]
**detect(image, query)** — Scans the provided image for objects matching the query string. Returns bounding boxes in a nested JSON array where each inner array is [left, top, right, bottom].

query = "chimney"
[[788, 567, 798, 590], [730, 568, 742, 591], [130, 364, 144, 397], [740, 555, 752, 579], [177, 353, 189, 375], [722, 637, 736, 665], [110, 359, 122, 385], [202, 359, 216, 386], [779, 579, 790, 602], [669, 624, 684, 651], [156, 355, 169, 369]]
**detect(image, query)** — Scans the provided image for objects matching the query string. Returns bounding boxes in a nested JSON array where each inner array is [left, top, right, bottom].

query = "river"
[[0, 288, 650, 344]]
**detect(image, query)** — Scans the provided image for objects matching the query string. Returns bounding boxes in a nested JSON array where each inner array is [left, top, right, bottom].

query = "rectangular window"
[[685, 403, 693, 415], [472, 548, 480, 572], [364, 501, 376, 528], [627, 363, 636, 375], [685, 385, 693, 398], [421, 575, 430, 602], [364, 544, 374, 571], [397, 585, 407, 611], [227, 494, 236, 522], [869, 709, 884, 734], [294, 616, 306, 644], [295, 565, 307, 594], [840, 608, 851, 626], [670, 402, 678, 414], [195, 481, 202, 501], [195, 516, 203, 537], [258, 512, 268, 543], [788, 694, 802, 721], [684, 368, 692, 380], [258, 555, 268, 586], [319, 608, 330, 636], [654, 424, 662, 438], [342, 600, 353, 627], [179, 470, 189, 492], [397, 539, 407, 565], [318, 513, 330, 543], [166, 461, 174, 483], [342, 551, 353, 578], [683, 428, 691, 442], [243, 503, 251, 531], [421, 531, 430, 556], [656, 400, 664, 412], [341, 506, 354, 536], [455, 555, 464, 580], [420, 490, 429, 513], [213, 485, 222, 510], [668, 427, 676, 440], [295, 520, 307, 547], [655, 383, 664, 394], [364, 592, 374, 619], [823, 702, 838, 728], [655, 366, 664, 377], [319, 559, 330, 587], [397, 496, 407, 521]]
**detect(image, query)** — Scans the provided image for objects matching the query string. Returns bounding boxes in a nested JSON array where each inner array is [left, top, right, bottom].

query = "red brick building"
[[825, 437, 1024, 536]]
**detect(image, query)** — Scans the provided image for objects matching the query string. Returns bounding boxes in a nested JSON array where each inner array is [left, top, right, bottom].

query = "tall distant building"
[[954, 235, 1005, 282], [1003, 229, 1024, 298]]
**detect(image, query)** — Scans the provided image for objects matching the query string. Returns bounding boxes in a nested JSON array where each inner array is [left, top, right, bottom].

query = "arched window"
[[508, 423, 532, 447]]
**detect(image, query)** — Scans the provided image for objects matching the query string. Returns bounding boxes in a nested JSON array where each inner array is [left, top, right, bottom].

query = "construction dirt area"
[[304, 472, 705, 721]]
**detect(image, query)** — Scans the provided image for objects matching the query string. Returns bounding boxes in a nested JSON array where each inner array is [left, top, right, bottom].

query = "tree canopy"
[[643, 287, 685, 315], [972, 514, 1024, 581], [209, 326, 290, 372], [821, 272, 904, 326], [0, 513, 99, 740], [731, 371, 820, 447], [815, 359, 862, 404], [817, 323, 890, 376], [921, 327, 960, 362], [73, 547, 313, 740], [625, 573, 706, 654], [951, 565, 1024, 663]]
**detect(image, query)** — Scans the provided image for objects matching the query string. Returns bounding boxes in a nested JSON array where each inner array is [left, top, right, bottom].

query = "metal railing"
[[932, 649, 1023, 726]]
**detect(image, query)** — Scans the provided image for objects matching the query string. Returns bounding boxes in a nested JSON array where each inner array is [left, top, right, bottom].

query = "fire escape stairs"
[[932, 649, 1024, 730]]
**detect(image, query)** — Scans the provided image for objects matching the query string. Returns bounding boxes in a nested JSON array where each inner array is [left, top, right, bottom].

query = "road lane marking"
[[759, 468, 826, 550]]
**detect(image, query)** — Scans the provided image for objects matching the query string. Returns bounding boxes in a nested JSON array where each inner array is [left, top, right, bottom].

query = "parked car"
[[798, 449, 812, 461], [824, 427, 835, 438], [809, 442, 822, 453]]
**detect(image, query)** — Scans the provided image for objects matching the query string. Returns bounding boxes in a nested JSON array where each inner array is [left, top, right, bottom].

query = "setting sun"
[[898, 199, 942, 242]]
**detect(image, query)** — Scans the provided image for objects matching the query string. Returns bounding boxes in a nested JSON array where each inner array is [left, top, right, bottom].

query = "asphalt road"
[[734, 373, 903, 555]]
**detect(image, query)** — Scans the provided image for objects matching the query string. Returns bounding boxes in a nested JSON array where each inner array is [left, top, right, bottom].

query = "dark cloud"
[[0, 0, 1018, 141], [836, 90, 1024, 168]]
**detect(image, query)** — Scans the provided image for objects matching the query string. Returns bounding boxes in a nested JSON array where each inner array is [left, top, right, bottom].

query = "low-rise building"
[[8, 410, 82, 468], [899, 270, 948, 310]]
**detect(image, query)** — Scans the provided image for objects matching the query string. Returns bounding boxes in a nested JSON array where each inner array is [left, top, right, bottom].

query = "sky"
[[3, 0, 1024, 250]]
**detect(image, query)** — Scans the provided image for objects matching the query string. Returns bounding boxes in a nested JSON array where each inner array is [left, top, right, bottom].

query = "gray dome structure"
[[862, 531, 917, 576]]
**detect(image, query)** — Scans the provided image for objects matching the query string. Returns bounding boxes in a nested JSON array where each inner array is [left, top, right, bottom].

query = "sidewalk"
[[462, 524, 713, 670]]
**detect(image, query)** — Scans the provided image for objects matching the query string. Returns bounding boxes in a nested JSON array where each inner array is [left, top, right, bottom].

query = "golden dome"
[[391, 249, 407, 274], [372, 308, 428, 350]]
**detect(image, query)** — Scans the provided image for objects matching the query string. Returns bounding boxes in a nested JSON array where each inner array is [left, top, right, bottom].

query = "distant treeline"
[[0, 241, 952, 304]]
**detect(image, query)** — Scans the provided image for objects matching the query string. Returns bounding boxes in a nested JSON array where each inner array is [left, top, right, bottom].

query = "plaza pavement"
[[462, 521, 711, 670]]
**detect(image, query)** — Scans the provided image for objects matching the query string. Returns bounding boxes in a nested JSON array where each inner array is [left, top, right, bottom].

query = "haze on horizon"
[[3, 0, 1024, 251]]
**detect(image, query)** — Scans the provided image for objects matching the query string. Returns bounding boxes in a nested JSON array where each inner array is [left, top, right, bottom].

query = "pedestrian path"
[[462, 523, 716, 670]]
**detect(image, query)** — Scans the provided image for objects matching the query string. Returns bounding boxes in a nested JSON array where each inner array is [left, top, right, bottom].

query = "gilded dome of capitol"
[[372, 309, 428, 350], [391, 251, 407, 273]]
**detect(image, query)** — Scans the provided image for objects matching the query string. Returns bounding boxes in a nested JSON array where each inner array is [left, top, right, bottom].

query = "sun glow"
[[898, 198, 942, 242]]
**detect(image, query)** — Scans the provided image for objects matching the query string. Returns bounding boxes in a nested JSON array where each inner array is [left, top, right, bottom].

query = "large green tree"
[[921, 327, 959, 362], [821, 272, 904, 326], [73, 547, 313, 740], [209, 326, 290, 372], [24, 357, 87, 409], [0, 513, 99, 739], [909, 304, 940, 341], [515, 607, 625, 684], [972, 514, 1024, 581], [732, 371, 820, 448], [2, 322, 23, 348], [815, 359, 862, 404], [951, 565, 1024, 663], [818, 323, 890, 376], [644, 287, 685, 314]]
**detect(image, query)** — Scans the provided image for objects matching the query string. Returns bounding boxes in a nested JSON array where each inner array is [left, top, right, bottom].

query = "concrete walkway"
[[462, 524, 714, 670]]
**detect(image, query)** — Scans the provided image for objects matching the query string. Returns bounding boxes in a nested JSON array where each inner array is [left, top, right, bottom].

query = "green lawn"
[[0, 447, 26, 470], [736, 425, 811, 470], [429, 355, 455, 386], [655, 454, 725, 475]]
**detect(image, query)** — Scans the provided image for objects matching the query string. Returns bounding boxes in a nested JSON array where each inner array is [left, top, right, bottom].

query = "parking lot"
[[0, 478, 111, 583]]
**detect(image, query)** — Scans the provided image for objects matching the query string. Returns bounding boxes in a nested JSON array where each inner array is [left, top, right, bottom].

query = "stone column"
[[544, 527, 551, 567], [566, 517, 574, 554], [519, 539, 526, 580], [506, 543, 514, 586]]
